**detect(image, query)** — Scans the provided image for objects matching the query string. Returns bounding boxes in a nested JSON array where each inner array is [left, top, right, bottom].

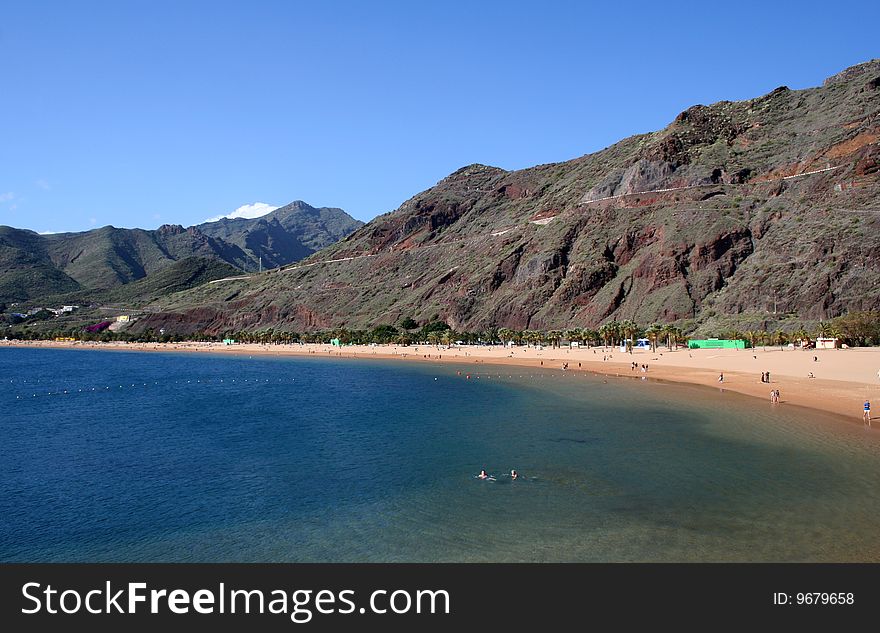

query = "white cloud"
[[35, 179, 50, 190], [39, 230, 59, 235], [204, 202, 279, 223], [0, 192, 14, 202]]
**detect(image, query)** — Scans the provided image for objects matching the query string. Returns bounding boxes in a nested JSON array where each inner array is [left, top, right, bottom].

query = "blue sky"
[[1, 1, 877, 233]]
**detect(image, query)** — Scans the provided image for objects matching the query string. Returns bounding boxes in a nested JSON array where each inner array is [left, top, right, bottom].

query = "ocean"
[[2, 347, 878, 562]]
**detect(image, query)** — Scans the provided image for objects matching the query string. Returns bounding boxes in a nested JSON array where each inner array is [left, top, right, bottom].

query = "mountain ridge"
[[136, 59, 880, 335], [0, 201, 363, 302]]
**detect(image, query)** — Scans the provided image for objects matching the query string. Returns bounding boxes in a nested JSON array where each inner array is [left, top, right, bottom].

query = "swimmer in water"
[[478, 469, 489, 480], [510, 469, 519, 480]]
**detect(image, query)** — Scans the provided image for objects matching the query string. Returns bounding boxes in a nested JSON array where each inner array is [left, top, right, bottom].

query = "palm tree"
[[816, 321, 833, 338], [498, 328, 513, 346], [581, 328, 599, 348], [547, 330, 563, 348], [773, 329, 787, 350], [792, 327, 809, 348], [619, 320, 638, 350], [666, 325, 682, 350], [644, 324, 662, 352], [602, 321, 616, 347], [757, 329, 769, 350], [744, 330, 759, 349], [597, 324, 612, 348], [828, 324, 843, 343]]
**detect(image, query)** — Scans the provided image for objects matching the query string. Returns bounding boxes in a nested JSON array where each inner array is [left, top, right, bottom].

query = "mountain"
[[0, 202, 362, 302], [137, 60, 880, 335], [104, 257, 242, 305], [195, 201, 364, 269], [0, 226, 81, 302]]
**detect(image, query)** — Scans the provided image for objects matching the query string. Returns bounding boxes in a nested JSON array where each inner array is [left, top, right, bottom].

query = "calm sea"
[[1, 347, 878, 562]]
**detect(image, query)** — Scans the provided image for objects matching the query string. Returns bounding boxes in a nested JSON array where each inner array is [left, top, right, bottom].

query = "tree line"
[[5, 312, 880, 347]]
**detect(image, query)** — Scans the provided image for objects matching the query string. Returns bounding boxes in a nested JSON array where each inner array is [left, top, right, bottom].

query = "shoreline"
[[4, 339, 879, 428]]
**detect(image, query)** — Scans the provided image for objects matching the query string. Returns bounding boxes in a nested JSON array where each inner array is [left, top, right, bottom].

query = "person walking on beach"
[[865, 401, 872, 426], [718, 373, 724, 383], [770, 389, 775, 403], [766, 371, 770, 383], [761, 372, 766, 383]]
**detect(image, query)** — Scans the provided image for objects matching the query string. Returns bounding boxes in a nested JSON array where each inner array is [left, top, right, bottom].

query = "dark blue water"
[[2, 347, 879, 561]]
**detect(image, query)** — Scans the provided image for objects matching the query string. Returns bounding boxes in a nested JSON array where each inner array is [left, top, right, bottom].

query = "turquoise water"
[[1, 347, 879, 562]]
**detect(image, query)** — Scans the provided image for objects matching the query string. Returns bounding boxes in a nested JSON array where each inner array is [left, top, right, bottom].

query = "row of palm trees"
[[497, 321, 685, 351], [216, 322, 688, 349], [218, 320, 845, 350], [5, 317, 860, 348], [728, 322, 843, 349]]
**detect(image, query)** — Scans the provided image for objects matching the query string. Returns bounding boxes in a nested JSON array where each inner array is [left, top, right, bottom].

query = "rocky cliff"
[[141, 60, 880, 334]]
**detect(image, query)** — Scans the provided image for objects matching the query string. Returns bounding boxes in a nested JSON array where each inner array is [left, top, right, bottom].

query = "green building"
[[687, 339, 749, 349]]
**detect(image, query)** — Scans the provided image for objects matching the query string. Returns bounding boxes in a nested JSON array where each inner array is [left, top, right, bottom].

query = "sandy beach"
[[5, 338, 879, 426]]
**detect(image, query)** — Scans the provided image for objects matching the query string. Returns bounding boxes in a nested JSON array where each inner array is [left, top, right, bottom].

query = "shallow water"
[[1, 347, 878, 562]]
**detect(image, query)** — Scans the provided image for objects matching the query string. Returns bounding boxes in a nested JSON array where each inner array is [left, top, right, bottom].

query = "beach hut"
[[815, 337, 839, 349]]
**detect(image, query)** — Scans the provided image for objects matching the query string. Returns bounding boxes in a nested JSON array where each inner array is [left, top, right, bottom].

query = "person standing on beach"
[[865, 401, 872, 426]]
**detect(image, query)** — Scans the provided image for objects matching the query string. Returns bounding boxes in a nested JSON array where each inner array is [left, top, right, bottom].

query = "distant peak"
[[204, 202, 279, 223], [157, 224, 186, 235]]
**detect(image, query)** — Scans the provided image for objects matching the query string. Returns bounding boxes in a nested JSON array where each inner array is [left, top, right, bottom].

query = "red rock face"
[[855, 145, 879, 176]]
